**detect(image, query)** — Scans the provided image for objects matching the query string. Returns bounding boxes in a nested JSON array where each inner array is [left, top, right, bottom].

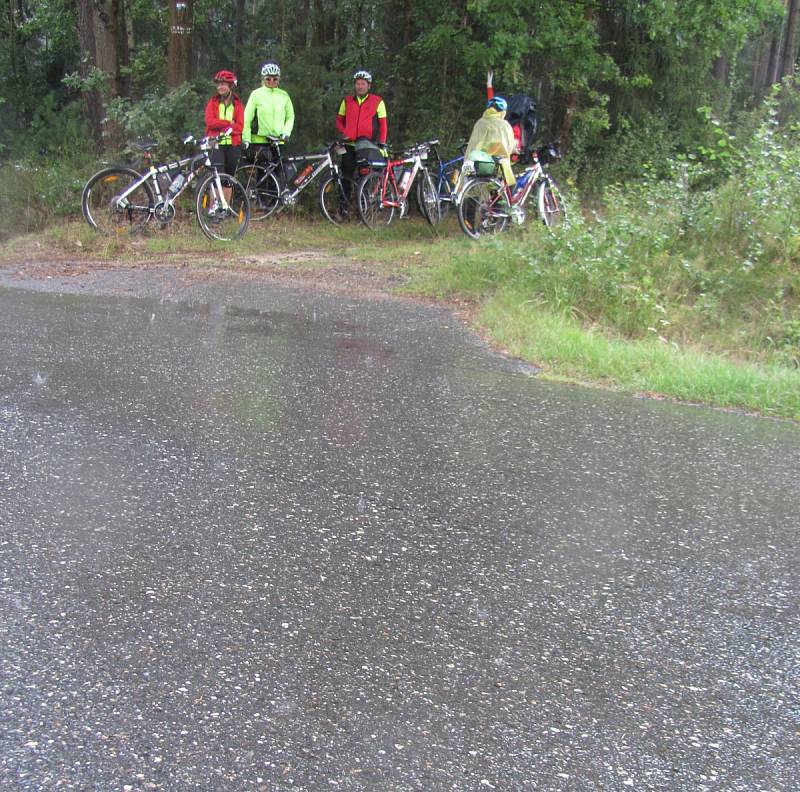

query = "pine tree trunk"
[[76, 0, 104, 144], [752, 36, 771, 94], [768, 1, 789, 84], [233, 0, 245, 78], [93, 0, 120, 97], [167, 0, 194, 88], [117, 0, 131, 97], [782, 0, 800, 78], [713, 56, 729, 83]]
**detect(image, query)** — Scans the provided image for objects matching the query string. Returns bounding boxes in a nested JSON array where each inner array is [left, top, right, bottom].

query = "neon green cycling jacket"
[[242, 86, 295, 143]]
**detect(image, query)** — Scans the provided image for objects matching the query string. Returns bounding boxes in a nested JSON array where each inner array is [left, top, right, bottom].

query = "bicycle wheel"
[[357, 171, 396, 228], [195, 172, 250, 241], [235, 164, 281, 220], [536, 178, 567, 229], [417, 170, 442, 226], [319, 174, 358, 225], [416, 172, 452, 222], [457, 178, 509, 240], [81, 166, 154, 234]]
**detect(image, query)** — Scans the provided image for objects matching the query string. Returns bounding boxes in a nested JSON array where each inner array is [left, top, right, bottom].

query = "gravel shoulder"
[[0, 244, 404, 299], [0, 232, 481, 332]]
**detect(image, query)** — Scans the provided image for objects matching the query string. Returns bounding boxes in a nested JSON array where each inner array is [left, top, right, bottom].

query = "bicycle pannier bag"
[[354, 137, 386, 168], [505, 94, 538, 163], [469, 150, 499, 177]]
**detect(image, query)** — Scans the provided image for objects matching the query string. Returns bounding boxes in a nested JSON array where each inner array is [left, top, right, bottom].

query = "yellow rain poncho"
[[465, 107, 516, 187]]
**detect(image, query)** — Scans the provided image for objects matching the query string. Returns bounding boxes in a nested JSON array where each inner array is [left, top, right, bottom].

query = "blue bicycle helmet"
[[487, 96, 508, 112]]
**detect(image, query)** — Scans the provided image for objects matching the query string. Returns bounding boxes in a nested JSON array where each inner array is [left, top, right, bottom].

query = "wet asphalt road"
[[1, 272, 798, 791]]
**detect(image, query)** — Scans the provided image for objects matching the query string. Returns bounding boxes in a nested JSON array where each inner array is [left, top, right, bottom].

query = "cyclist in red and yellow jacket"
[[205, 70, 244, 171], [204, 70, 244, 213], [336, 69, 388, 188]]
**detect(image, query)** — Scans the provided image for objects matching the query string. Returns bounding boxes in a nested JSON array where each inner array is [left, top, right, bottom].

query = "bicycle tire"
[[81, 166, 154, 235], [319, 174, 358, 225], [536, 178, 567, 229], [235, 164, 281, 220], [457, 177, 509, 240], [195, 172, 250, 241], [357, 171, 396, 229], [418, 170, 442, 226], [417, 170, 453, 222]]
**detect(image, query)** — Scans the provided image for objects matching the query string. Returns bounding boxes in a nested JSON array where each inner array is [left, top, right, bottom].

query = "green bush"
[[106, 81, 209, 162], [568, 110, 680, 194], [0, 155, 94, 240], [413, 91, 800, 369]]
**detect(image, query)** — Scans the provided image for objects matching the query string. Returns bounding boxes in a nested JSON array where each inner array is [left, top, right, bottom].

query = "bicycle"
[[356, 139, 441, 229], [235, 137, 357, 225], [457, 142, 566, 240], [81, 132, 250, 242], [417, 141, 466, 223]]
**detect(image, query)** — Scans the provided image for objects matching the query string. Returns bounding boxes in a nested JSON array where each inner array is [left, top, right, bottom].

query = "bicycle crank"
[[154, 201, 177, 223]]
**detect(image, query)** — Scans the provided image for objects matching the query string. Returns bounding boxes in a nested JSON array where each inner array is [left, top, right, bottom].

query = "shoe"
[[208, 200, 221, 217]]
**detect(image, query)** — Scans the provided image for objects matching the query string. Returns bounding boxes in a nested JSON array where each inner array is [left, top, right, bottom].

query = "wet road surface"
[[1, 273, 798, 790]]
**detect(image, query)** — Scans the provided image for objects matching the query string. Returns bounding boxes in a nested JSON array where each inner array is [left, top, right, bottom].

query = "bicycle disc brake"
[[154, 201, 176, 223]]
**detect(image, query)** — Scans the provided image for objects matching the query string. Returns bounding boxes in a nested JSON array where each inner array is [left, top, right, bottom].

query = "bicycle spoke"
[[457, 178, 509, 239], [235, 164, 281, 220], [81, 167, 154, 235], [320, 175, 357, 225], [196, 173, 250, 241]]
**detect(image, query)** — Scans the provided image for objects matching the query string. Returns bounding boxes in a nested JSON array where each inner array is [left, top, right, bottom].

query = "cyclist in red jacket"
[[204, 70, 244, 211], [336, 69, 388, 190]]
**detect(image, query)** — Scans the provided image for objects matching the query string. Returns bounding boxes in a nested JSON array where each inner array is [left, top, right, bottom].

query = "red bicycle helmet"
[[214, 70, 237, 86]]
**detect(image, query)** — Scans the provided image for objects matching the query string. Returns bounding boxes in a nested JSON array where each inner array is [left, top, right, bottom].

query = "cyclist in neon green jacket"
[[242, 61, 295, 154]]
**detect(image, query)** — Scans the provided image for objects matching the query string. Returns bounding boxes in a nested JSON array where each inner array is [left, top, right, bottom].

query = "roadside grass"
[[400, 157, 800, 419], [479, 294, 800, 419]]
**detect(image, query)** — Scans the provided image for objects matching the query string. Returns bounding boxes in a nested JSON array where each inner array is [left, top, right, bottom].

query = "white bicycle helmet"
[[261, 61, 281, 78], [353, 69, 372, 82]]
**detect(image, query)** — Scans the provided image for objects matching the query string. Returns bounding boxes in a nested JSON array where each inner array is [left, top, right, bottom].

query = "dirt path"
[[0, 232, 480, 330], [0, 240, 399, 293]]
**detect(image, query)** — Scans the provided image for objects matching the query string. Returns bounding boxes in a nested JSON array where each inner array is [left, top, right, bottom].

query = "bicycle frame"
[[501, 160, 544, 209], [458, 142, 566, 238], [377, 141, 435, 209], [111, 136, 232, 216], [246, 138, 344, 207], [429, 146, 465, 205]]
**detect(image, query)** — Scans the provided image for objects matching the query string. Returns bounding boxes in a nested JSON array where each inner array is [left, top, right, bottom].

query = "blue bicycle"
[[416, 142, 466, 223]]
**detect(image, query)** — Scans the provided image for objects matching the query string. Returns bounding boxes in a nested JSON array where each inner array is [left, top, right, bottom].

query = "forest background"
[[2, 0, 799, 180], [2, 0, 800, 418]]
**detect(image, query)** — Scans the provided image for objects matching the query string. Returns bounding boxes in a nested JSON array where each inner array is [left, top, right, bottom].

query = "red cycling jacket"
[[204, 94, 245, 146], [336, 93, 388, 144]]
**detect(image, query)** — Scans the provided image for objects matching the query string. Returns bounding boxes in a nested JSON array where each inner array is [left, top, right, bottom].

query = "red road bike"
[[356, 140, 441, 228], [457, 142, 566, 239]]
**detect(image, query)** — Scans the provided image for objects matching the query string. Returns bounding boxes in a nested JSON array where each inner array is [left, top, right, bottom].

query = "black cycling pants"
[[211, 145, 241, 176]]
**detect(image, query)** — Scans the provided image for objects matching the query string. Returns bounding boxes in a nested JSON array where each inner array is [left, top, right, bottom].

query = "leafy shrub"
[[420, 90, 800, 369], [568, 110, 679, 194], [0, 156, 93, 240], [105, 81, 209, 162]]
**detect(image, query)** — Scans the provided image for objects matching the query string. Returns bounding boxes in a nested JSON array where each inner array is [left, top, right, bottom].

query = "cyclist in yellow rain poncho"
[[466, 96, 517, 188]]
